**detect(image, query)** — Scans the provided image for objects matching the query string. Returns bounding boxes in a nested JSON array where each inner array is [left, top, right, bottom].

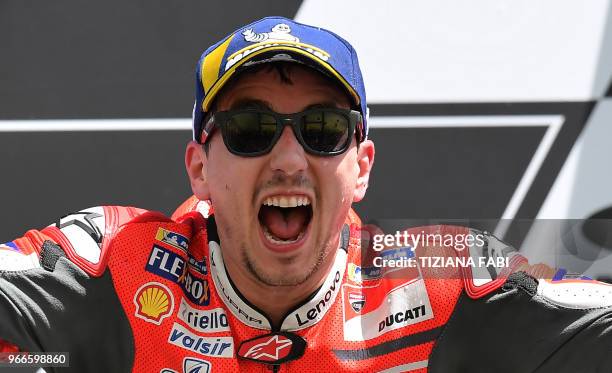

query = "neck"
[[224, 249, 338, 329]]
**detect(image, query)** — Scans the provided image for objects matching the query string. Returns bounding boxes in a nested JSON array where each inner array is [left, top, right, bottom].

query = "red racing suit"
[[1, 196, 611, 372]]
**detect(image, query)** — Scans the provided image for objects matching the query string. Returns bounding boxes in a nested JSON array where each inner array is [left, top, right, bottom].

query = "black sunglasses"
[[201, 108, 362, 157]]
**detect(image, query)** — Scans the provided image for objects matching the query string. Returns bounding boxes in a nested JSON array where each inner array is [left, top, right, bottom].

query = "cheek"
[[323, 154, 360, 205], [206, 143, 255, 206], [207, 162, 268, 220], [208, 165, 245, 202], [207, 166, 255, 232]]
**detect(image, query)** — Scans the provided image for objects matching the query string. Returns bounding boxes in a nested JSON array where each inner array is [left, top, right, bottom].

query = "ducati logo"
[[237, 332, 306, 365], [349, 292, 366, 313]]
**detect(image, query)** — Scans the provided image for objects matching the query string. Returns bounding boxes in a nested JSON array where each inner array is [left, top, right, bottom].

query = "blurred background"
[[1, 0, 611, 279]]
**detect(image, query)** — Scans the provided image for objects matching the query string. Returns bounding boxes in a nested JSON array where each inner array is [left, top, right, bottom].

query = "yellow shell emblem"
[[133, 282, 174, 325]]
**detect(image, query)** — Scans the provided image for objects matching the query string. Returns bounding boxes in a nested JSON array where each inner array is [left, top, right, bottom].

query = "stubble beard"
[[242, 237, 332, 287]]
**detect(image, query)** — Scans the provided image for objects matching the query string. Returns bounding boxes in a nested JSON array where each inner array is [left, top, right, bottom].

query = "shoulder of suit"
[[1, 206, 172, 276]]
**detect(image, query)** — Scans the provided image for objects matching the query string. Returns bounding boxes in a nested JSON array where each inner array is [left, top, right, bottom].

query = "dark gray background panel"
[[354, 126, 545, 221], [368, 102, 594, 224], [0, 130, 192, 239], [0, 0, 303, 119]]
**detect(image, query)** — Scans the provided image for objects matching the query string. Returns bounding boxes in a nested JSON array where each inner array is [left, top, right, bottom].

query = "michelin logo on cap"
[[224, 23, 330, 72], [243, 23, 299, 43]]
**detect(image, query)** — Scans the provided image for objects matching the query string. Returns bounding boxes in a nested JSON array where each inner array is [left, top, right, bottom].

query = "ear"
[[185, 141, 211, 200], [353, 139, 375, 202]]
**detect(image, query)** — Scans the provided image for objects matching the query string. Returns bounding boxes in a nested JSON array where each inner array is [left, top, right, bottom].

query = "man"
[[1, 16, 611, 373]]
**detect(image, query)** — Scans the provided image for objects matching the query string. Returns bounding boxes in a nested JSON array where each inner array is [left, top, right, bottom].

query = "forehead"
[[214, 63, 352, 111]]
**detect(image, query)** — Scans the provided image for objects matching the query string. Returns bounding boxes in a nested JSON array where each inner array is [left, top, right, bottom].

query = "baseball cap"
[[192, 16, 368, 143]]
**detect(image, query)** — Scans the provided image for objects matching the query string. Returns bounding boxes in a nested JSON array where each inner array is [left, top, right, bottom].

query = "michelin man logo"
[[225, 23, 328, 72], [243, 23, 299, 43]]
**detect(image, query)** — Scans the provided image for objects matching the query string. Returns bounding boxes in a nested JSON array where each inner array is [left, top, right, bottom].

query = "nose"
[[268, 126, 308, 176]]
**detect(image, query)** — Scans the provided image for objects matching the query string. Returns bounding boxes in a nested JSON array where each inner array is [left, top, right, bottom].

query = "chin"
[[246, 238, 327, 287]]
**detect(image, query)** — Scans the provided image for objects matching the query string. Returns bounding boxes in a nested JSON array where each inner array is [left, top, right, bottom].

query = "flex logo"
[[237, 332, 306, 365], [147, 245, 210, 306], [147, 245, 185, 281]]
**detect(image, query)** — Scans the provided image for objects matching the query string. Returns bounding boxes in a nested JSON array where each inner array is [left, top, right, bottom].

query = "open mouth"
[[258, 195, 313, 246]]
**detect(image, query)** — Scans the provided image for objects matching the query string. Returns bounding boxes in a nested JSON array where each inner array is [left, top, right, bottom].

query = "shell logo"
[[133, 282, 174, 325]]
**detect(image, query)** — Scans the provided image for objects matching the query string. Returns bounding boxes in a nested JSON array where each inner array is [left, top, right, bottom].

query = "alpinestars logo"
[[237, 332, 306, 365], [243, 335, 292, 360]]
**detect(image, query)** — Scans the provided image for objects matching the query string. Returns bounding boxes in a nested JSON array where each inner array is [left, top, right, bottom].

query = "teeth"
[[289, 196, 297, 207], [279, 196, 289, 208], [262, 195, 311, 208]]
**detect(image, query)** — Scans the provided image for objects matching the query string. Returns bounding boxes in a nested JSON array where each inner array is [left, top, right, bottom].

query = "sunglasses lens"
[[224, 112, 277, 154], [217, 109, 353, 156], [300, 110, 350, 153]]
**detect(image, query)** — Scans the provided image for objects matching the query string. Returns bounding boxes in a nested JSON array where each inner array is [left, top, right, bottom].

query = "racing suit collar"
[[207, 217, 349, 331]]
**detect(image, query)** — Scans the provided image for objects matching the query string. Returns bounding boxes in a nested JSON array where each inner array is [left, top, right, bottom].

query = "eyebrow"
[[229, 99, 346, 111]]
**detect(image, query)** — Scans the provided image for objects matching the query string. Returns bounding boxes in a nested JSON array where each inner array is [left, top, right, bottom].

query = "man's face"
[[189, 64, 373, 287]]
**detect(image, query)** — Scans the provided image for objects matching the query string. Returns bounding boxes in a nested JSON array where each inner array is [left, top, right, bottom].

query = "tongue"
[[261, 206, 307, 240]]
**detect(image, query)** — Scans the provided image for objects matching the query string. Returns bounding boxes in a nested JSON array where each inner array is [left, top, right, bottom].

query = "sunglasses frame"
[[201, 108, 362, 157]]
